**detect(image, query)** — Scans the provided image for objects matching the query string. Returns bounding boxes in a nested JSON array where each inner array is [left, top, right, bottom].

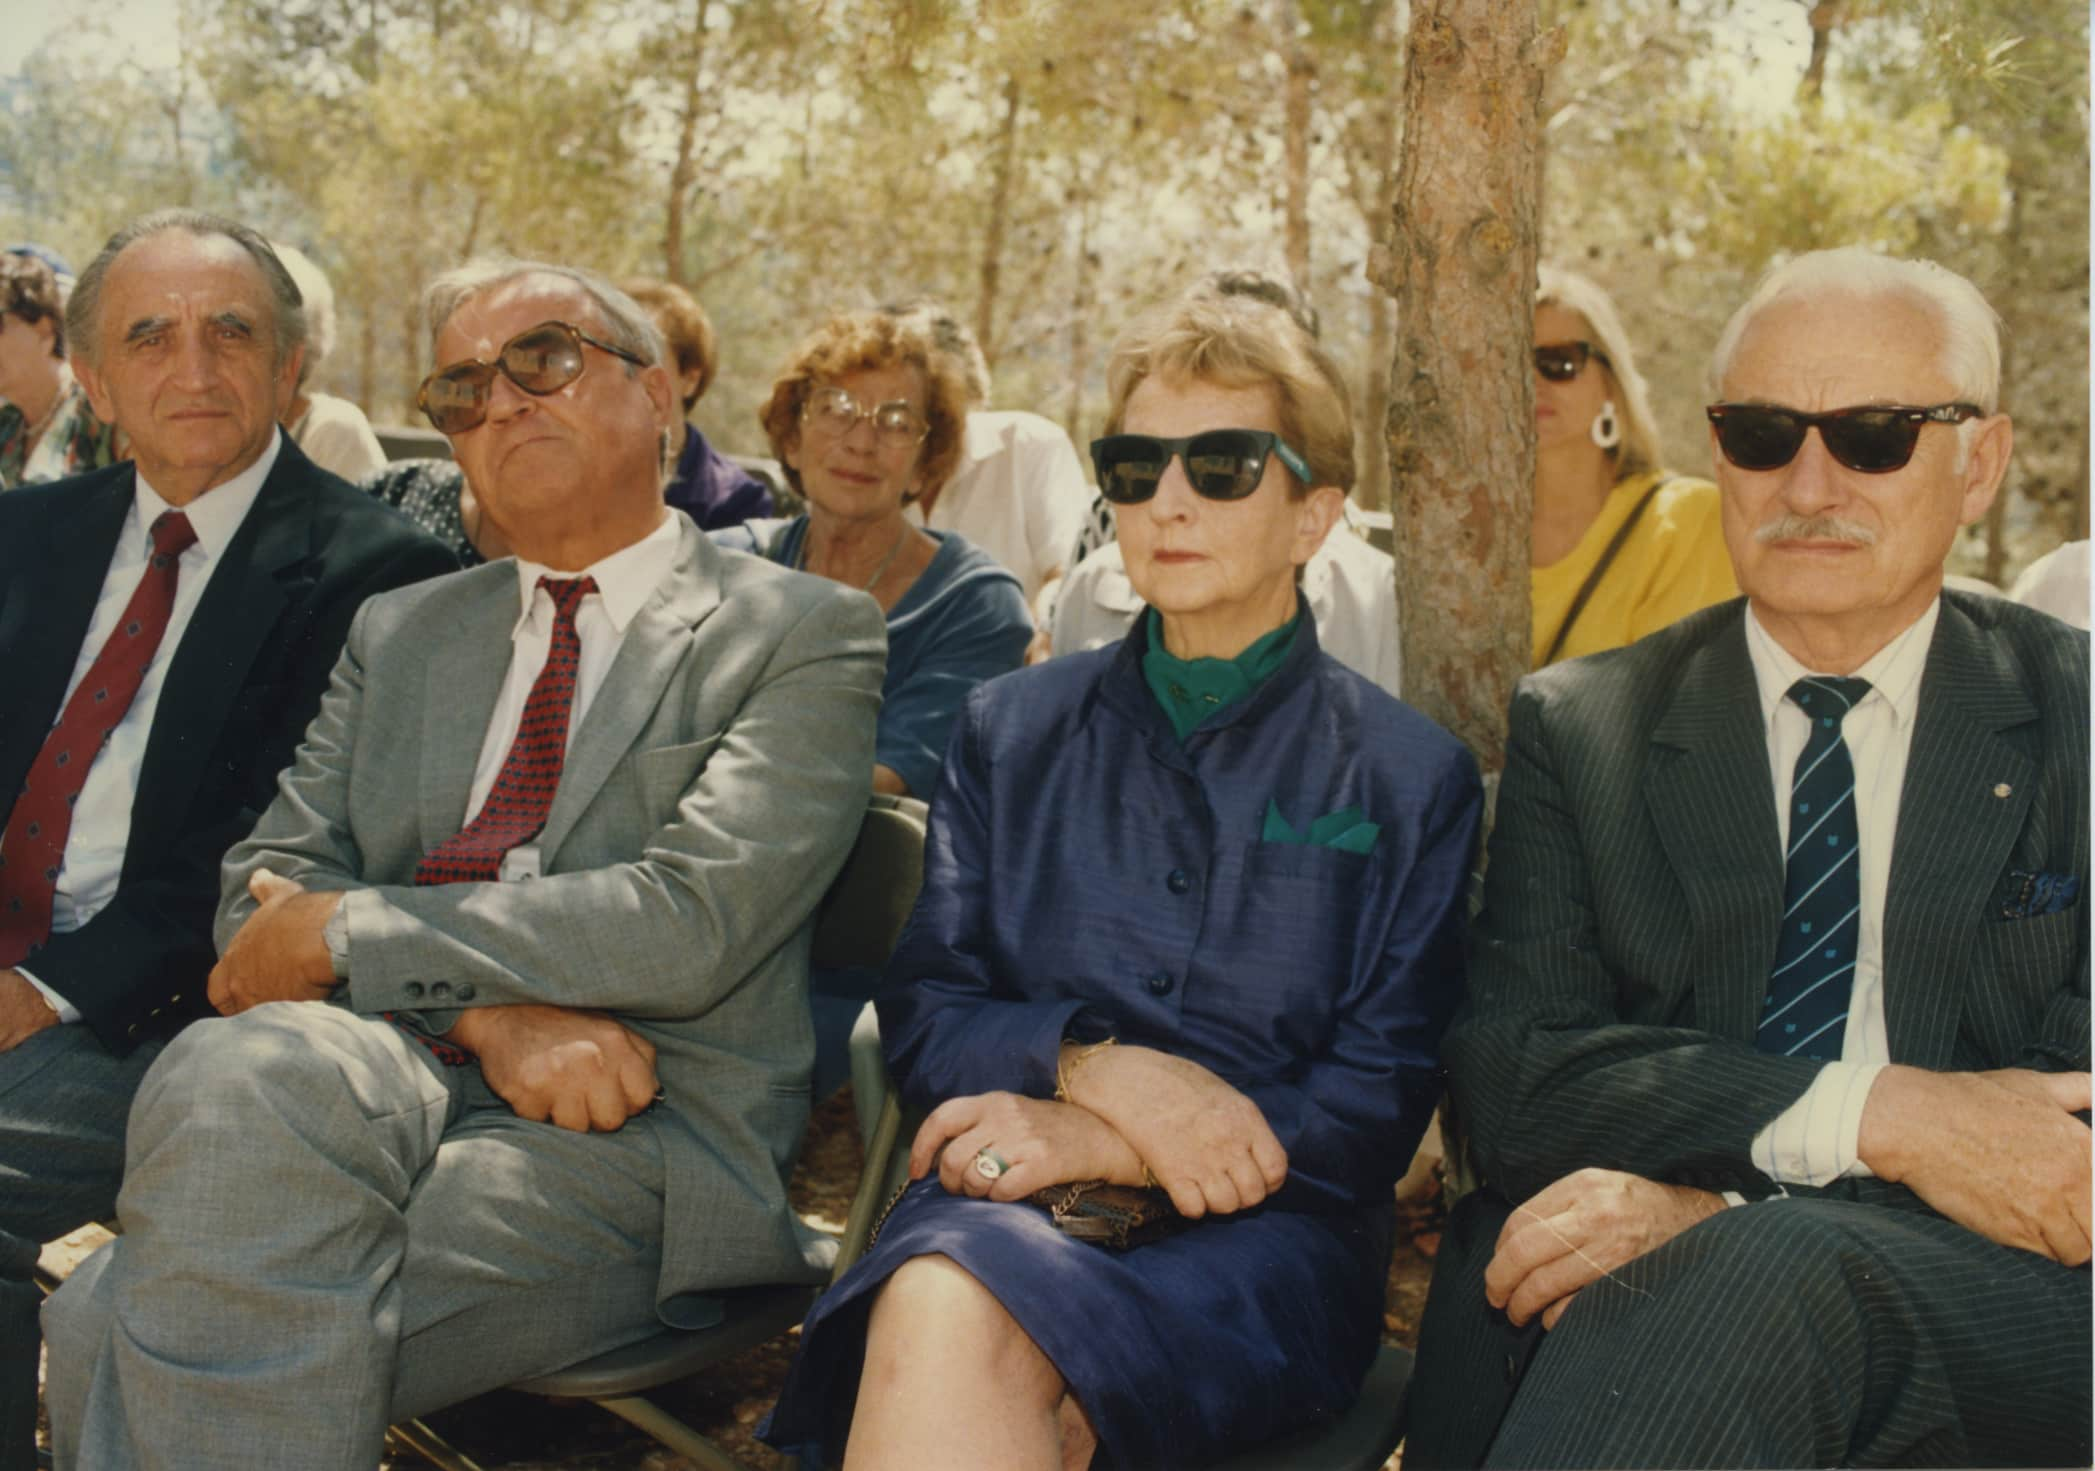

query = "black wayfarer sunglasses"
[[417, 320, 646, 434], [1705, 401, 1982, 474], [1089, 429, 1314, 505]]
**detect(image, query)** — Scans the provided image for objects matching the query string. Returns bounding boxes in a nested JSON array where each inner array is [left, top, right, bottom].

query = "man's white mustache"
[[1755, 514, 1877, 547]]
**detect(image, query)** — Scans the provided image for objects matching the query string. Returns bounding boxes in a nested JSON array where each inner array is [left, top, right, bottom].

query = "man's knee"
[[130, 1005, 426, 1160], [1548, 1197, 1870, 1352]]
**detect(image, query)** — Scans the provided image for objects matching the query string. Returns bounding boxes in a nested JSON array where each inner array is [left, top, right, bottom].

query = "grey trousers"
[[0, 1024, 164, 1471], [44, 1004, 670, 1471]]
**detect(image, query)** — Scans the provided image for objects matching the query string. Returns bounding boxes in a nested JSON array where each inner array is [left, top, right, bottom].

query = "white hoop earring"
[[1590, 399, 1622, 451]]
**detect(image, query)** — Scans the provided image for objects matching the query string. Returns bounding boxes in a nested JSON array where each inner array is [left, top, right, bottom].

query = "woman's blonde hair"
[[1102, 294, 1354, 498], [757, 310, 970, 501], [1536, 265, 1662, 479]]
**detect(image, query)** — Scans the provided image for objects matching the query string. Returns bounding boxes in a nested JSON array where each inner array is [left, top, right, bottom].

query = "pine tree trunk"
[[663, 0, 715, 285], [1277, 0, 1314, 284], [1386, 0, 1554, 775], [975, 75, 1022, 369]]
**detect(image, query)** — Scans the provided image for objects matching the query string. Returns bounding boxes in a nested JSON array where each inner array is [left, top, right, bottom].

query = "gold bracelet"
[[1055, 1037, 1117, 1101]]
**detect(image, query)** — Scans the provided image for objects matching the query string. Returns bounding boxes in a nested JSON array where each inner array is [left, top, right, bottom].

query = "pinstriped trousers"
[[1411, 1188, 2092, 1469]]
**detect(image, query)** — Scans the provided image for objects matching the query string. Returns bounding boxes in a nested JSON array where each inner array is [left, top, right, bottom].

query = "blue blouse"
[[880, 609, 1481, 1211], [710, 519, 1033, 797]]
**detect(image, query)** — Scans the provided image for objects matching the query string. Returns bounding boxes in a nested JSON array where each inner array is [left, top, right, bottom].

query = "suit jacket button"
[[1166, 868, 1192, 895], [430, 982, 451, 1000], [1145, 971, 1173, 996], [455, 983, 476, 1002], [404, 982, 426, 1001]]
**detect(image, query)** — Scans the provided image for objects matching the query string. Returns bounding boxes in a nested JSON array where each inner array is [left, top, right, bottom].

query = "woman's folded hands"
[[911, 1091, 1150, 1200], [912, 1047, 1291, 1218], [1063, 1046, 1289, 1218]]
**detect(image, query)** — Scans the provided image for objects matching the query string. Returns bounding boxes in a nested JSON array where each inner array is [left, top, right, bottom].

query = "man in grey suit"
[[44, 259, 885, 1468], [1408, 248, 2089, 1468]]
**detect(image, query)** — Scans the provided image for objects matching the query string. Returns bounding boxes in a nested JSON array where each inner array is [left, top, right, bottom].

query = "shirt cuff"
[[322, 899, 351, 978], [1750, 1060, 1887, 1186], [12, 968, 81, 1025]]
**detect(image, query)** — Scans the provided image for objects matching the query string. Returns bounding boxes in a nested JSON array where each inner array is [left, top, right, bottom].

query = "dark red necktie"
[[414, 575, 596, 885], [0, 511, 198, 968], [390, 575, 594, 1065]]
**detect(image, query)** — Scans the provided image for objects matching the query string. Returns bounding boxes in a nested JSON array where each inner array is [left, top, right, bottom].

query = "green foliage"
[[1, 0, 2082, 573]]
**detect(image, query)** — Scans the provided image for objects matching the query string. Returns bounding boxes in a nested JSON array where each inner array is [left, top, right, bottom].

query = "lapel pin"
[[1992, 783, 2012, 799]]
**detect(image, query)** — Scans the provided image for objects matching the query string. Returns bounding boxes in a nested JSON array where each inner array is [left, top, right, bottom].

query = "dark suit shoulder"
[[262, 448, 454, 568], [0, 461, 134, 544], [1515, 597, 1746, 733], [1938, 588, 2090, 697]]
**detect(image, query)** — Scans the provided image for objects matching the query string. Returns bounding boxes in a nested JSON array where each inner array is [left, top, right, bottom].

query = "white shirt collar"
[[1745, 596, 1940, 735], [131, 428, 283, 558], [510, 511, 681, 636]]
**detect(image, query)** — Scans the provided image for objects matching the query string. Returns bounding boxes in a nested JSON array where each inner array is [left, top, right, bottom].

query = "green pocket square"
[[1262, 800, 1381, 854]]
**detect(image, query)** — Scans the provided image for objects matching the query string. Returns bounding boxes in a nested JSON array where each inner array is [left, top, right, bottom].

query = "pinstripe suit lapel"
[[536, 519, 722, 861], [1648, 612, 1784, 1041], [1882, 601, 2038, 1067]]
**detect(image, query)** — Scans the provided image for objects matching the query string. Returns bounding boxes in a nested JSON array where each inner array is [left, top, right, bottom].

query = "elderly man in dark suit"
[[43, 257, 884, 1470], [1407, 247, 2089, 1469], [0, 209, 453, 1469]]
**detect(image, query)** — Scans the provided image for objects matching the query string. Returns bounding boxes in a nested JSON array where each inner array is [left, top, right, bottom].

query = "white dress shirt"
[[17, 432, 284, 1020], [1744, 597, 1940, 1187], [906, 410, 1092, 607], [459, 512, 682, 831]]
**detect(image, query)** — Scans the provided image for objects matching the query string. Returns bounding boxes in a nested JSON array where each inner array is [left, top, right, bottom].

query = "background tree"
[[0, 0, 2081, 590], [1386, 0, 1552, 773]]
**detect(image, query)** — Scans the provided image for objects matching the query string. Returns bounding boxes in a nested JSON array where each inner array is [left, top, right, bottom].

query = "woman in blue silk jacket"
[[763, 292, 1482, 1470]]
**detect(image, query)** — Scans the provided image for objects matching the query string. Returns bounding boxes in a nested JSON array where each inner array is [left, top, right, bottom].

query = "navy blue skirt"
[[761, 1178, 1391, 1469]]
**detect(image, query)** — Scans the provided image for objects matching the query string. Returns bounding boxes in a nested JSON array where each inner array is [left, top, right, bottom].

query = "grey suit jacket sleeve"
[[219, 581, 886, 1020], [1448, 680, 1821, 1203]]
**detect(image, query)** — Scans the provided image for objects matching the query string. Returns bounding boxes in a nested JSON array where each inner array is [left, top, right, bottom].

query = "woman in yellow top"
[[1530, 267, 1736, 667]]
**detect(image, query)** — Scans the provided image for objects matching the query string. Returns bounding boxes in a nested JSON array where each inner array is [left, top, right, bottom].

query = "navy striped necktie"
[[1759, 675, 1871, 1061]]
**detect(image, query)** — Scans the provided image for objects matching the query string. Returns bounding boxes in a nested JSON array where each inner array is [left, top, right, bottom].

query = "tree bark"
[[1276, 0, 1314, 285], [663, 0, 716, 285], [975, 74, 1023, 369], [1798, 0, 1843, 103], [1357, 0, 1404, 513], [1386, 0, 1554, 775], [1065, 196, 1097, 444]]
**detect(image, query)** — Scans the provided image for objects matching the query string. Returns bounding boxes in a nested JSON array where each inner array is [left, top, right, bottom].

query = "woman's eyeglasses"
[[1089, 429, 1313, 505], [417, 321, 644, 434], [1705, 402, 1982, 474], [1534, 341, 1609, 383], [801, 385, 928, 446]]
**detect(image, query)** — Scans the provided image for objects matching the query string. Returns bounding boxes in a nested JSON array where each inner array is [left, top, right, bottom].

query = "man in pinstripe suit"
[[1408, 248, 2090, 1468]]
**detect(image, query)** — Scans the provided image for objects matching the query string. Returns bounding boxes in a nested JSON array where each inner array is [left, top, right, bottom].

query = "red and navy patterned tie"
[[389, 575, 594, 1064], [415, 575, 596, 885], [0, 511, 197, 968]]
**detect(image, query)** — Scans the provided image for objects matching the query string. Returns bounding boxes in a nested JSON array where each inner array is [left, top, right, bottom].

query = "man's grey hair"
[[271, 241, 336, 388], [880, 298, 990, 406], [65, 209, 307, 372], [1707, 246, 2003, 414], [1188, 265, 1322, 342], [424, 258, 666, 371]]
